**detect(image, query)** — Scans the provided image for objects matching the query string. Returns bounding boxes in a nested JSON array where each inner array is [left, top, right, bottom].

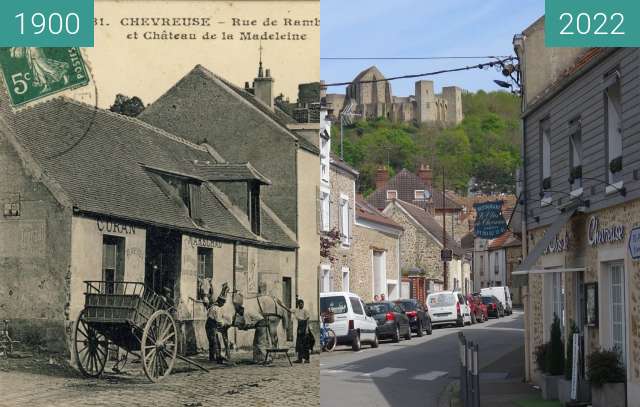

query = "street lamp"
[[493, 80, 512, 89]]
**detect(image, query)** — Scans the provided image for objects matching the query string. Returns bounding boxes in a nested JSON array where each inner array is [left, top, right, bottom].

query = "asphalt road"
[[320, 310, 525, 407]]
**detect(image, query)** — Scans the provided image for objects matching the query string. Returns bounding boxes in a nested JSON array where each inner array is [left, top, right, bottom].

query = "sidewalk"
[[442, 345, 561, 407]]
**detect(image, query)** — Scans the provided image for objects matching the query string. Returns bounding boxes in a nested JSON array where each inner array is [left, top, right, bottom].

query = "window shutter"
[[189, 183, 201, 220], [348, 202, 353, 244], [339, 199, 344, 237]]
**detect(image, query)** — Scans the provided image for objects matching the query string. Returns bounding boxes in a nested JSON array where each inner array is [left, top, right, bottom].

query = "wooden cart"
[[73, 281, 178, 382]]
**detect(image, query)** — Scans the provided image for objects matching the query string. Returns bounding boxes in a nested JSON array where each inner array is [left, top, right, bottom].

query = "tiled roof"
[[8, 97, 296, 248], [194, 162, 271, 185], [461, 232, 475, 250], [355, 197, 402, 231], [330, 153, 359, 177], [367, 169, 463, 211], [391, 199, 464, 257], [488, 230, 521, 250]]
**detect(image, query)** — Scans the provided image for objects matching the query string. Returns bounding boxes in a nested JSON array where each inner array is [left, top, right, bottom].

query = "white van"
[[480, 286, 512, 315], [426, 291, 472, 327], [320, 292, 378, 351]]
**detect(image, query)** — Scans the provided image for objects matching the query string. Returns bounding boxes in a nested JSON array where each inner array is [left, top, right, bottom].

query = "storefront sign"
[[188, 236, 222, 249], [587, 216, 624, 247], [96, 219, 135, 234], [629, 227, 640, 260], [473, 200, 508, 239], [544, 232, 570, 255]]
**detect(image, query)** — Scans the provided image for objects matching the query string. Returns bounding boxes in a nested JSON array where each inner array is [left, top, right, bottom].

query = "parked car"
[[366, 301, 412, 342], [472, 293, 489, 322], [481, 295, 505, 318], [465, 293, 485, 323], [320, 292, 379, 351], [426, 291, 472, 327], [394, 299, 433, 336], [480, 286, 512, 315]]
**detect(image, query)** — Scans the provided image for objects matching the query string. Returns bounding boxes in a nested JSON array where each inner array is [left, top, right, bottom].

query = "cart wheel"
[[74, 310, 108, 378], [141, 310, 177, 382]]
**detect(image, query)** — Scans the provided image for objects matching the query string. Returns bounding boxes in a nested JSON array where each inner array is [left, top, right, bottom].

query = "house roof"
[[355, 196, 402, 231], [367, 168, 463, 211], [460, 232, 475, 250], [139, 65, 319, 155], [488, 230, 522, 250], [390, 199, 464, 257], [330, 153, 359, 177], [194, 162, 272, 185], [7, 97, 296, 249]]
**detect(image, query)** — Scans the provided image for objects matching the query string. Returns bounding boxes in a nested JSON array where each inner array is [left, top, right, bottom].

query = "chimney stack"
[[417, 164, 432, 188], [254, 67, 274, 109], [375, 166, 389, 190]]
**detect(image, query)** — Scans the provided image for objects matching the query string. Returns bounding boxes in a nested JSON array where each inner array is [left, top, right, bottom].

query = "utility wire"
[[322, 57, 516, 88], [321, 55, 512, 60]]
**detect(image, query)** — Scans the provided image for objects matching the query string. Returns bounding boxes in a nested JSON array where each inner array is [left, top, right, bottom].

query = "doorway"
[[373, 250, 386, 298], [145, 227, 182, 297]]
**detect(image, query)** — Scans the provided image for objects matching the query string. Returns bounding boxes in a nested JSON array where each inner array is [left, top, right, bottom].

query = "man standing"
[[293, 298, 312, 363], [380, 293, 386, 301], [206, 294, 226, 363], [373, 294, 380, 302]]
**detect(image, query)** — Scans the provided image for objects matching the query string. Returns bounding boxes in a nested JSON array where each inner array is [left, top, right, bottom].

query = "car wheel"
[[352, 331, 361, 351], [456, 316, 464, 327], [416, 320, 424, 337], [426, 320, 433, 335], [392, 325, 400, 343], [371, 333, 379, 348]]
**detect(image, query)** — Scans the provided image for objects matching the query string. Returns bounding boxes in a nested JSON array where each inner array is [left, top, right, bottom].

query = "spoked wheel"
[[141, 310, 177, 382], [74, 310, 109, 378], [324, 329, 337, 352]]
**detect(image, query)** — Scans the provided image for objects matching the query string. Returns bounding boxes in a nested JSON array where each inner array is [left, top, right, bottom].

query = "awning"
[[513, 267, 584, 276], [514, 204, 579, 275]]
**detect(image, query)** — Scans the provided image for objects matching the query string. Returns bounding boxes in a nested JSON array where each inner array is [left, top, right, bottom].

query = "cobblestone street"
[[0, 352, 319, 407]]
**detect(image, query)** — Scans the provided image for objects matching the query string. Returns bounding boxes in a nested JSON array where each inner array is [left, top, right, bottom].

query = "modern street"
[[320, 311, 525, 407]]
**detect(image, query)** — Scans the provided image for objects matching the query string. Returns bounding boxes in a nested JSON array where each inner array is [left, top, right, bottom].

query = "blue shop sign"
[[473, 200, 508, 239], [629, 227, 640, 260]]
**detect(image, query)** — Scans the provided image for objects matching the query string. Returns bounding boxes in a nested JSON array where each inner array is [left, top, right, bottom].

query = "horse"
[[214, 283, 292, 363]]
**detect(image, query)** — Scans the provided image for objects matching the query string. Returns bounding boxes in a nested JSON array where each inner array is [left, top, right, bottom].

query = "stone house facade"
[[515, 18, 640, 401], [383, 199, 471, 294]]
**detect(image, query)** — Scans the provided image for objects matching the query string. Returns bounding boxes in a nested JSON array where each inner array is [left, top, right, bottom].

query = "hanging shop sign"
[[544, 232, 570, 255], [188, 235, 223, 249], [587, 216, 625, 247], [473, 200, 507, 239], [628, 227, 640, 260]]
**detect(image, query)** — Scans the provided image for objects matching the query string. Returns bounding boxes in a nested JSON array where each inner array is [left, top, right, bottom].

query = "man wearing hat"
[[206, 292, 226, 363], [293, 297, 313, 363]]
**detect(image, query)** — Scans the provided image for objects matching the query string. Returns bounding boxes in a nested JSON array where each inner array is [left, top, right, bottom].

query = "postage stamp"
[[0, 47, 90, 107]]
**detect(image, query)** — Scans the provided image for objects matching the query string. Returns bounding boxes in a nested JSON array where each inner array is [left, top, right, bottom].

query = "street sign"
[[441, 248, 453, 262], [629, 227, 640, 260], [473, 200, 508, 239]]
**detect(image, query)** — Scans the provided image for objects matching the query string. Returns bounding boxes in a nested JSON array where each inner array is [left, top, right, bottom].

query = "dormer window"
[[248, 182, 261, 235], [415, 190, 427, 200], [386, 190, 398, 200], [166, 176, 201, 220]]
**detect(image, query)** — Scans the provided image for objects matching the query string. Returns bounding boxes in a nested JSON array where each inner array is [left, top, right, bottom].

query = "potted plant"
[[588, 348, 625, 407], [541, 314, 564, 400], [557, 321, 579, 403], [609, 156, 623, 174]]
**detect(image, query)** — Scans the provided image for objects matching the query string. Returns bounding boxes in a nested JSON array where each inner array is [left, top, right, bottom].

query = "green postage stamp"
[[0, 47, 90, 107]]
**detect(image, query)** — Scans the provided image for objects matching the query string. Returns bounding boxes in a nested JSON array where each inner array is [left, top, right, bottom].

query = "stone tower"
[[415, 80, 437, 123], [442, 86, 463, 125]]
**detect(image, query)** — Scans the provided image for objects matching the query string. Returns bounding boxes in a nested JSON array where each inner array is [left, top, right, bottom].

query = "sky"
[[321, 0, 543, 96]]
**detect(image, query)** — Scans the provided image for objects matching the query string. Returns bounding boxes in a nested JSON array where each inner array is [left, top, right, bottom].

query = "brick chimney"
[[375, 166, 389, 190], [254, 64, 274, 109], [417, 164, 432, 188]]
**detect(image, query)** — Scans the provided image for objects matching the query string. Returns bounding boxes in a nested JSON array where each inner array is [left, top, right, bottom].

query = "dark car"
[[394, 299, 433, 336], [481, 295, 505, 318], [366, 302, 411, 342]]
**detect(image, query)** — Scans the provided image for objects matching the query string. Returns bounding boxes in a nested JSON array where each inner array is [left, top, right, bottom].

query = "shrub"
[[534, 342, 549, 373], [587, 348, 625, 387], [564, 320, 579, 380], [546, 314, 565, 376]]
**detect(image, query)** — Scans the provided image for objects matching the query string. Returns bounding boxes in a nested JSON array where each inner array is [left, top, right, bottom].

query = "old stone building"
[[138, 62, 321, 325], [383, 199, 471, 294], [0, 95, 298, 354], [515, 17, 640, 402], [325, 66, 463, 126]]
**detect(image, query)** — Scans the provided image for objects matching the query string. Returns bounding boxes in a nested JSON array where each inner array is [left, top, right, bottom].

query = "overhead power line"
[[321, 57, 516, 88], [321, 55, 512, 60]]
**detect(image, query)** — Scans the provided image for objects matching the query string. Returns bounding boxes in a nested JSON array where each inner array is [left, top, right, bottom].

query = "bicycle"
[[320, 312, 337, 352]]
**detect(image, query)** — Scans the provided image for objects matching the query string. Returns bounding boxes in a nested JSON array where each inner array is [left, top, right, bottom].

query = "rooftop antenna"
[[258, 41, 264, 78]]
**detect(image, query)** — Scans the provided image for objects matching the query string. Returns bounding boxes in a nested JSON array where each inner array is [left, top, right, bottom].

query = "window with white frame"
[[339, 196, 350, 245], [342, 267, 350, 292], [386, 190, 397, 200], [540, 121, 552, 204], [552, 272, 564, 332], [609, 261, 626, 365], [414, 190, 426, 200], [321, 265, 331, 293], [320, 190, 330, 232], [320, 137, 330, 183], [605, 74, 623, 185]]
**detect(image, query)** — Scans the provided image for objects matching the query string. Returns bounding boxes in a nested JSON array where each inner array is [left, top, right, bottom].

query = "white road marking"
[[412, 371, 448, 381], [361, 367, 406, 378]]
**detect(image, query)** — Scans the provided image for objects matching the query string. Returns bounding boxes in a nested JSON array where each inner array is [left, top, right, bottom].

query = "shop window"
[[605, 73, 623, 185], [102, 236, 125, 294], [552, 272, 565, 333]]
